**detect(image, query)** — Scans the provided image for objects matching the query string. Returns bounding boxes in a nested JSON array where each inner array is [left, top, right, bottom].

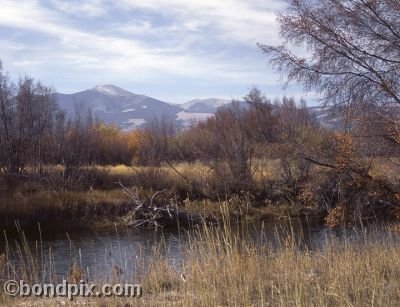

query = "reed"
[[1, 217, 400, 306]]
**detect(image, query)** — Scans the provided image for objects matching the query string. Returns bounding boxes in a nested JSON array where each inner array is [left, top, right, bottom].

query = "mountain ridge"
[[55, 84, 336, 131], [55, 85, 228, 130]]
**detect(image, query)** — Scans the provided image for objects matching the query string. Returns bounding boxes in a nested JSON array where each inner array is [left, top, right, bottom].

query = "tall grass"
[[1, 217, 400, 306], [141, 220, 400, 306]]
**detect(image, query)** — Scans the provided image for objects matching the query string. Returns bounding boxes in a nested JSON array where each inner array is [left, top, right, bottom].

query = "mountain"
[[181, 98, 231, 113], [55, 85, 233, 130], [56, 85, 182, 130], [55, 84, 342, 131]]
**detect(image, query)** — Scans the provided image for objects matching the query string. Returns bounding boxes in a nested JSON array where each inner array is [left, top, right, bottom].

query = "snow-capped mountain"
[[55, 85, 341, 131], [56, 85, 184, 130], [92, 84, 134, 97], [182, 98, 231, 113]]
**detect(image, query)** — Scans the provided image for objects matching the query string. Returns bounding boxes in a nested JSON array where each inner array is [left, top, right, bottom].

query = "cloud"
[[49, 0, 108, 17], [119, 0, 284, 45], [0, 0, 294, 101]]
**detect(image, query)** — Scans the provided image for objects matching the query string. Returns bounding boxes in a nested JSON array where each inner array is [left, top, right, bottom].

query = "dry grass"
[[0, 184, 294, 232], [1, 220, 400, 306], [35, 158, 400, 191], [252, 158, 283, 182], [0, 189, 128, 213], [0, 189, 132, 230], [137, 223, 400, 306], [1, 157, 398, 230]]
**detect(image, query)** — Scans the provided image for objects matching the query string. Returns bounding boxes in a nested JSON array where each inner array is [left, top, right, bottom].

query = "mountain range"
[[55, 84, 337, 130], [55, 85, 230, 130]]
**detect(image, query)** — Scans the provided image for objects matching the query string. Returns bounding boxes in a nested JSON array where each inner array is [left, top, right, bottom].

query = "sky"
[[0, 0, 316, 104]]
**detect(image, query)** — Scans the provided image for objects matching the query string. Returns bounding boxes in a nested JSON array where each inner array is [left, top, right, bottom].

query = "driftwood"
[[118, 182, 216, 228]]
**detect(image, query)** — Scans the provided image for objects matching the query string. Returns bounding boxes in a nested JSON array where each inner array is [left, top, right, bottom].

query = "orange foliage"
[[331, 132, 355, 171]]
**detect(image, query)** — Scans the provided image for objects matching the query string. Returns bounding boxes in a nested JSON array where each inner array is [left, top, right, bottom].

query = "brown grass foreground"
[[1, 221, 400, 306], [140, 228, 400, 306]]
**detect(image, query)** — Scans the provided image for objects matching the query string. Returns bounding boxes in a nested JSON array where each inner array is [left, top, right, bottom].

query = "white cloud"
[[0, 0, 293, 100], [119, 0, 284, 45], [0, 0, 280, 83], [49, 0, 108, 17]]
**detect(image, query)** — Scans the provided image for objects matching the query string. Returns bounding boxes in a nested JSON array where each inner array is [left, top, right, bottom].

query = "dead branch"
[[118, 182, 216, 228]]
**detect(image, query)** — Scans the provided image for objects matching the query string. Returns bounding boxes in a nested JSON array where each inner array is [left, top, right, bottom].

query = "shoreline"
[[0, 188, 326, 234], [1, 221, 400, 306]]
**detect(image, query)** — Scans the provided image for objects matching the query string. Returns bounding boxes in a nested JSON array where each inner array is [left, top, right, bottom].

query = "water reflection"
[[2, 226, 182, 282], [2, 218, 398, 283]]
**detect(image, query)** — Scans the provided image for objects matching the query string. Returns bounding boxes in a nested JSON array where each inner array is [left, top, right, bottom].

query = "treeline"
[[0, 62, 134, 186], [0, 61, 322, 185], [1, 58, 400, 225], [136, 90, 319, 188]]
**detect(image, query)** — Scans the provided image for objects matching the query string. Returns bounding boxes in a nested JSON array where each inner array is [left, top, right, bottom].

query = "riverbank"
[[1, 160, 398, 233], [1, 223, 400, 306], [0, 189, 133, 231], [0, 187, 324, 233]]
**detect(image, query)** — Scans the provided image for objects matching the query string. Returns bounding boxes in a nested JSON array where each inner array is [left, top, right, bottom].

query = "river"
[[1, 217, 396, 284]]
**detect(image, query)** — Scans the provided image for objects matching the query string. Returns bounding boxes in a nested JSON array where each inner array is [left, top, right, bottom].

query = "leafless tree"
[[244, 87, 278, 144], [0, 61, 15, 176], [136, 116, 178, 166], [259, 0, 400, 171], [16, 77, 58, 174], [0, 62, 57, 183], [259, 0, 400, 108], [205, 101, 256, 190]]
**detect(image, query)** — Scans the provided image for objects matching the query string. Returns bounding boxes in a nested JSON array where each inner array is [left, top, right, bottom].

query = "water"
[[1, 218, 395, 283]]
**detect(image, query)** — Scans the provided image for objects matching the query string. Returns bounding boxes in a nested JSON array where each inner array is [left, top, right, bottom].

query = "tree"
[[276, 96, 318, 144], [0, 61, 57, 180], [136, 117, 178, 166], [93, 123, 132, 165], [244, 87, 277, 144], [259, 2, 400, 222], [0, 61, 16, 175], [259, 0, 400, 164], [204, 101, 256, 190], [259, 0, 400, 107], [16, 77, 58, 174]]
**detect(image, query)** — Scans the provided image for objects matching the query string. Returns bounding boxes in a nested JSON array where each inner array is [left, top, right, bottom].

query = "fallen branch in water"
[[117, 181, 216, 228]]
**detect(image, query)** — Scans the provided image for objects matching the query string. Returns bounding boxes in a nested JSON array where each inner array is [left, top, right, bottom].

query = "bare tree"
[[259, 0, 400, 108], [206, 101, 256, 190], [136, 116, 178, 166], [0, 62, 57, 182], [244, 87, 277, 143], [16, 77, 58, 174], [259, 0, 400, 168], [0, 61, 17, 177]]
